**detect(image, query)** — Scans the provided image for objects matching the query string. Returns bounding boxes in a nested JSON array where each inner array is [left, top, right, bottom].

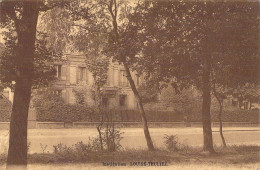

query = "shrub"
[[163, 134, 179, 151], [95, 110, 124, 152], [96, 125, 123, 152], [27, 141, 31, 153], [51, 129, 123, 161], [40, 143, 48, 153]]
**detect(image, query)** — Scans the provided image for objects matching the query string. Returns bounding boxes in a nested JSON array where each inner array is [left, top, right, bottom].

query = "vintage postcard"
[[0, 0, 259, 169]]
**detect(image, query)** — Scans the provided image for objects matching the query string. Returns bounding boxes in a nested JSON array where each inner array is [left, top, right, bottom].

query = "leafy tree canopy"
[[130, 1, 259, 90], [0, 0, 71, 89]]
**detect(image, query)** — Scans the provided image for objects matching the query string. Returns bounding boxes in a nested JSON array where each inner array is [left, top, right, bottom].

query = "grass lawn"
[[0, 145, 259, 170], [1, 127, 260, 154]]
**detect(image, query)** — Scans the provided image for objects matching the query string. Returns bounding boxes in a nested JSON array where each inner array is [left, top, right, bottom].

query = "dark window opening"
[[53, 90, 62, 96], [232, 99, 238, 106], [119, 95, 126, 107], [78, 67, 86, 82], [102, 98, 109, 107], [119, 70, 128, 87], [55, 65, 62, 79]]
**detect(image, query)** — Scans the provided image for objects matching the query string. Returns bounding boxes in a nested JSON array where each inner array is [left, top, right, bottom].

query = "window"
[[53, 89, 66, 102], [78, 67, 86, 82], [55, 65, 66, 80], [119, 95, 126, 107], [55, 65, 62, 79], [102, 98, 109, 108], [119, 70, 128, 87], [53, 90, 62, 96]]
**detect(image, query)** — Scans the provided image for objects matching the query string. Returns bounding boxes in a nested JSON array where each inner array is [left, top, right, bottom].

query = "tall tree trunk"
[[218, 100, 226, 147], [201, 64, 215, 153], [94, 78, 104, 151], [7, 2, 39, 168], [123, 64, 155, 151], [212, 83, 227, 147], [106, 0, 155, 151]]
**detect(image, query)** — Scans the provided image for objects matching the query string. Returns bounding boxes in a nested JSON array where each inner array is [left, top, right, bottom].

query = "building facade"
[[53, 54, 144, 110]]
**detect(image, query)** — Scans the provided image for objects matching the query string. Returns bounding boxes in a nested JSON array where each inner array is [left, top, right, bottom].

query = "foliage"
[[31, 107, 260, 123], [43, 2, 111, 109], [132, 1, 259, 89], [163, 134, 179, 151], [87, 56, 109, 109], [90, 126, 123, 152], [232, 84, 260, 108], [0, 97, 12, 122], [72, 82, 94, 105], [40, 143, 48, 154], [0, 0, 83, 165], [130, 0, 259, 152], [160, 86, 201, 120], [0, 30, 60, 89], [138, 83, 159, 104], [86, 56, 109, 89], [0, 1, 69, 89], [53, 125, 123, 155], [0, 145, 256, 166], [27, 142, 31, 153], [32, 88, 97, 122], [41, 1, 110, 88], [96, 110, 124, 152]]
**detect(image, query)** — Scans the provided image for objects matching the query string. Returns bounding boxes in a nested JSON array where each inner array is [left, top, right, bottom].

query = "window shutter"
[[76, 67, 80, 83], [55, 65, 58, 77], [83, 68, 86, 81], [61, 90, 66, 102], [61, 66, 67, 80], [85, 69, 88, 83]]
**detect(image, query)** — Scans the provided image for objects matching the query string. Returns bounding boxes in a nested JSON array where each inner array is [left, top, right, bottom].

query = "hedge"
[[210, 109, 259, 123], [36, 104, 98, 122], [36, 106, 259, 123], [1, 98, 258, 123], [114, 109, 259, 123]]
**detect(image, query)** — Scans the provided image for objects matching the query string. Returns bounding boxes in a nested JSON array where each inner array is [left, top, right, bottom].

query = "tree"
[[138, 83, 159, 104], [131, 1, 259, 153], [231, 84, 260, 109], [52, 0, 155, 151], [102, 0, 155, 151], [212, 83, 227, 147], [0, 1, 40, 167], [0, 0, 68, 167], [160, 85, 201, 124]]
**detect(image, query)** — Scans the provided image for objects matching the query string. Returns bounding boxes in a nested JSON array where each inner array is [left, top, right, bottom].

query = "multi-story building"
[[53, 54, 144, 110]]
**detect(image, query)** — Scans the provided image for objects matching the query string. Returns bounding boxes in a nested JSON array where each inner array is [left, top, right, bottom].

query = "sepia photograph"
[[0, 0, 259, 169]]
